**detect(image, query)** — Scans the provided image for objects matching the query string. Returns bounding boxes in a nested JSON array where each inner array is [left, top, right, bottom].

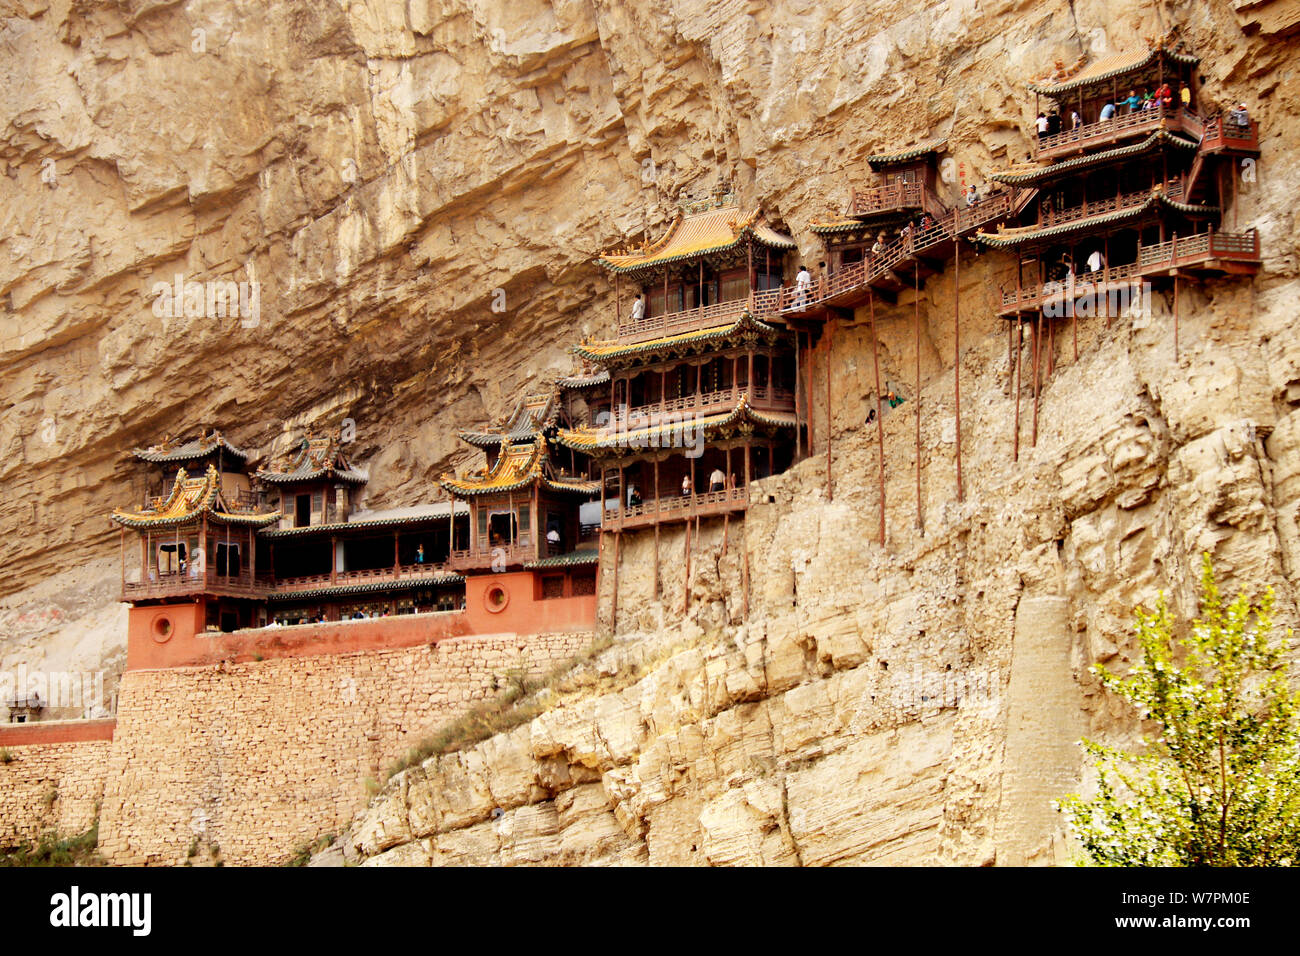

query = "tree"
[[1057, 553, 1300, 866]]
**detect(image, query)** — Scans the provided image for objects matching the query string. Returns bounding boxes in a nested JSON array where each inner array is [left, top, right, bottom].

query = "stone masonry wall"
[[0, 736, 113, 848], [96, 631, 593, 865]]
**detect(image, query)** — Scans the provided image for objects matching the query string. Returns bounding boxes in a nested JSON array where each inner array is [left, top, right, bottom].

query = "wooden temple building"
[[976, 36, 1262, 455]]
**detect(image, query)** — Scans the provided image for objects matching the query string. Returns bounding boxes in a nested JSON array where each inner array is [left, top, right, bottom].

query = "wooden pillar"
[[611, 531, 620, 633], [653, 456, 660, 600], [1047, 313, 1055, 378], [1173, 271, 1180, 363], [915, 263, 922, 530], [1013, 320, 1023, 462], [616, 273, 622, 327], [120, 529, 126, 593], [794, 331, 803, 459], [954, 237, 964, 501], [683, 514, 691, 614], [1032, 310, 1042, 447], [248, 526, 256, 585], [393, 531, 400, 572], [826, 318, 834, 501], [869, 293, 885, 545]]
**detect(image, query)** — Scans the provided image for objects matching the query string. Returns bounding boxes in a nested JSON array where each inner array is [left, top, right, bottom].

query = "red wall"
[[463, 571, 597, 635], [126, 604, 473, 670], [0, 718, 116, 746]]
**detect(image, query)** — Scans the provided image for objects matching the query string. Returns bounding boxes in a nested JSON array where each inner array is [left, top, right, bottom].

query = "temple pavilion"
[[553, 190, 809, 537], [974, 36, 1262, 450]]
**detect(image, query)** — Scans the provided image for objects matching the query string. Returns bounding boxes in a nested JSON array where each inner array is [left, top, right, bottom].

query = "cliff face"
[[4, 0, 1300, 863]]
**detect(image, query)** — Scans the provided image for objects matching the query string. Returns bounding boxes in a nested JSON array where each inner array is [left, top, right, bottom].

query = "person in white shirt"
[[1086, 249, 1104, 274], [795, 264, 811, 308], [709, 467, 725, 492], [1036, 113, 1049, 139], [630, 294, 645, 321], [681, 474, 692, 497]]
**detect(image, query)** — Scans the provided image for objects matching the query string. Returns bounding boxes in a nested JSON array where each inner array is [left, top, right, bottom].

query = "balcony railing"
[[122, 570, 269, 600], [1037, 179, 1183, 229], [848, 180, 924, 217], [273, 563, 453, 593], [1199, 114, 1259, 153], [603, 486, 749, 530], [998, 228, 1260, 312], [610, 384, 796, 425], [616, 297, 749, 344], [1035, 106, 1198, 158], [447, 539, 559, 570]]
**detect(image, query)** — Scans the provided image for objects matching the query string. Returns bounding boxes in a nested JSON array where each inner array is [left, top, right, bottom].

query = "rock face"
[[4, 0, 1300, 864]]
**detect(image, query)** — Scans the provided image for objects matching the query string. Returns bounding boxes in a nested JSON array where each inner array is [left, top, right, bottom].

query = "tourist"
[[866, 407, 877, 425], [919, 213, 933, 231], [1157, 82, 1173, 107], [1100, 100, 1117, 121], [547, 525, 561, 545], [416, 544, 425, 564], [1036, 112, 1049, 140], [709, 467, 725, 493], [1071, 109, 1082, 129], [1229, 102, 1250, 130], [1126, 89, 1141, 112], [681, 474, 692, 497], [871, 232, 886, 256], [630, 293, 645, 321], [1046, 110, 1061, 136], [795, 264, 811, 308], [1180, 82, 1192, 108], [1086, 248, 1104, 274], [965, 184, 976, 207], [628, 486, 642, 508]]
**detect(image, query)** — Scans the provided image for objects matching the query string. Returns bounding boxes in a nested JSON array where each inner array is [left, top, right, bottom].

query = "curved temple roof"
[[572, 311, 788, 365], [596, 204, 795, 276], [555, 395, 797, 454], [441, 438, 598, 498], [1027, 44, 1200, 97], [974, 191, 1219, 248], [111, 465, 281, 530], [132, 431, 248, 465], [255, 432, 368, 486], [866, 138, 948, 170], [459, 392, 558, 448], [988, 129, 1199, 186]]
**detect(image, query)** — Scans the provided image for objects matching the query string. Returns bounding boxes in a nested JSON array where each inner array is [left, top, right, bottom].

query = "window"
[[295, 494, 310, 527], [541, 575, 565, 599], [215, 542, 241, 577]]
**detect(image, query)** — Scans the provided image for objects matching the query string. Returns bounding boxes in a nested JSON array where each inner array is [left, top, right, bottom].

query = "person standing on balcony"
[[709, 467, 725, 493], [681, 474, 692, 497], [1071, 109, 1082, 129], [1180, 82, 1192, 109], [795, 264, 811, 308], [1230, 103, 1250, 130], [631, 293, 645, 321], [1086, 249, 1104, 274], [1100, 101, 1116, 121], [1126, 89, 1141, 113], [1036, 112, 1049, 140], [416, 544, 425, 564], [872, 232, 886, 257], [1157, 83, 1173, 108], [1046, 110, 1061, 136]]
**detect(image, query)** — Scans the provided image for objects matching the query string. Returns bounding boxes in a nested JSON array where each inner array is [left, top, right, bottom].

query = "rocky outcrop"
[[3, 0, 1299, 864]]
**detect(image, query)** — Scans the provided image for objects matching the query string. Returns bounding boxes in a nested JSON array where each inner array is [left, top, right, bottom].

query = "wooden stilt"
[[611, 531, 620, 633], [954, 238, 964, 501], [794, 331, 803, 459], [684, 507, 692, 614], [915, 263, 922, 530], [1048, 315, 1055, 378], [742, 547, 750, 619], [869, 293, 885, 545], [826, 318, 834, 500], [653, 457, 660, 599], [1032, 310, 1042, 447], [1013, 320, 1023, 462], [1173, 271, 1179, 363]]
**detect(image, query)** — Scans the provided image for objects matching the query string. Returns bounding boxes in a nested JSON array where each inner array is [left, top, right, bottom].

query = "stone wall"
[[0, 721, 116, 848], [96, 631, 593, 865]]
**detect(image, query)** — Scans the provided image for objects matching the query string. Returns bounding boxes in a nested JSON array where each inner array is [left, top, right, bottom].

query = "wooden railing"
[[274, 563, 453, 592], [611, 385, 795, 425], [604, 486, 749, 528], [616, 297, 749, 343], [1035, 106, 1196, 157], [1038, 179, 1183, 229], [1200, 114, 1259, 152], [849, 180, 924, 216], [448, 539, 559, 569], [122, 570, 268, 600], [999, 229, 1260, 310]]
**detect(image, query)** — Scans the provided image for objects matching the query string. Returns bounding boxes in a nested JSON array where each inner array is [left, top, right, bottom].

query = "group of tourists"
[[1041, 81, 1195, 138]]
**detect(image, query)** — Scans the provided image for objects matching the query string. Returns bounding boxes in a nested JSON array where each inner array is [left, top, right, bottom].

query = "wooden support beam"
[[954, 238, 964, 501], [1014, 320, 1023, 462], [826, 318, 834, 501], [1032, 310, 1042, 447], [869, 293, 886, 545], [611, 531, 620, 634], [1173, 271, 1180, 363], [915, 263, 923, 531]]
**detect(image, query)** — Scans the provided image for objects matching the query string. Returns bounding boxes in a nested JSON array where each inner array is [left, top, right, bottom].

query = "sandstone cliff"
[[3, 0, 1299, 863]]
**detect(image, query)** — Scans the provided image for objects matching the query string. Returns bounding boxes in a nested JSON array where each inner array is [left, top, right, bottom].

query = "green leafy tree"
[[1057, 554, 1300, 866]]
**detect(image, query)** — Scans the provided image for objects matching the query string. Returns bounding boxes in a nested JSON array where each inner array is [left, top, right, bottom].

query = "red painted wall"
[[126, 604, 473, 670], [0, 718, 116, 746], [463, 571, 597, 636]]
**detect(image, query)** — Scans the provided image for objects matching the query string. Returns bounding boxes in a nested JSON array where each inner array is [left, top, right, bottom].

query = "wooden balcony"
[[603, 486, 749, 532], [610, 384, 796, 426], [1198, 114, 1260, 155], [122, 570, 270, 602], [448, 539, 564, 571], [847, 181, 926, 218], [1036, 179, 1183, 229], [1035, 107, 1199, 160], [997, 228, 1260, 316], [616, 298, 749, 344], [272, 563, 455, 594]]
